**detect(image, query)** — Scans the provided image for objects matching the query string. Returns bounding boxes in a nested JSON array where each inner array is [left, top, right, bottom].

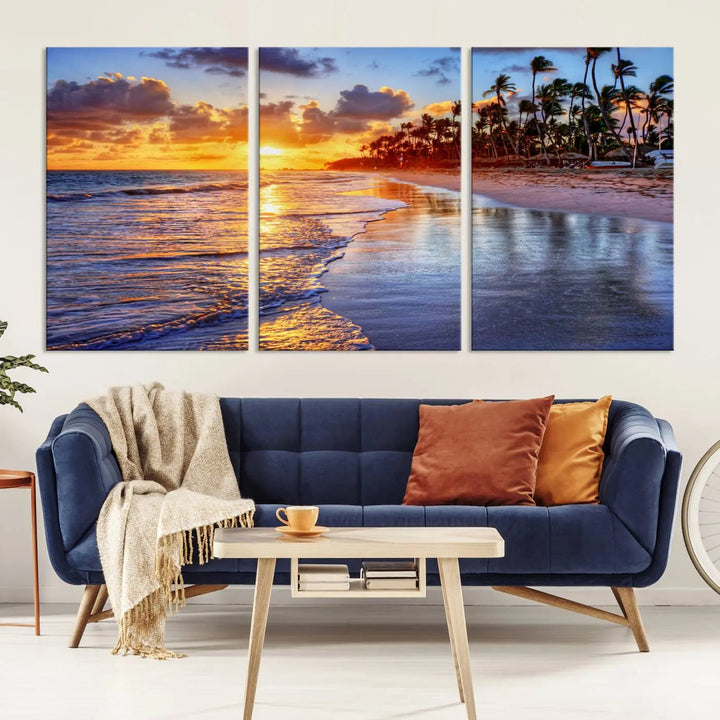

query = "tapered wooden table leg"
[[29, 473, 40, 635], [438, 558, 476, 720], [438, 560, 465, 703], [244, 558, 276, 720], [69, 585, 101, 648]]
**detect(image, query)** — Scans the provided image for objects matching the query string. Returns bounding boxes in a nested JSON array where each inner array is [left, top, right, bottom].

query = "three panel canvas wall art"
[[46, 46, 673, 351], [471, 47, 673, 350], [46, 47, 249, 350], [258, 47, 461, 350]]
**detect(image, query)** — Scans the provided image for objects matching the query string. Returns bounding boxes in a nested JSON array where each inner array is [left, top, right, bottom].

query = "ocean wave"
[[111, 249, 249, 263], [259, 242, 349, 313], [48, 303, 249, 351], [259, 184, 406, 321], [262, 206, 406, 220], [47, 179, 248, 202]]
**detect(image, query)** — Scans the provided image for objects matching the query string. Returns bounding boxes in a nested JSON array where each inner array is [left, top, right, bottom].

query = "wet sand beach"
[[321, 179, 461, 350], [379, 167, 672, 223], [371, 167, 672, 350]]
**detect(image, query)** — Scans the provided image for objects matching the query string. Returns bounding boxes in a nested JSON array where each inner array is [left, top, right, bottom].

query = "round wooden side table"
[[0, 470, 40, 635]]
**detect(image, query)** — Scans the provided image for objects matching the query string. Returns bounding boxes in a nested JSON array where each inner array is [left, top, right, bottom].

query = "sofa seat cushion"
[[66, 525, 245, 574], [425, 505, 651, 575], [65, 503, 651, 578], [489, 505, 650, 575]]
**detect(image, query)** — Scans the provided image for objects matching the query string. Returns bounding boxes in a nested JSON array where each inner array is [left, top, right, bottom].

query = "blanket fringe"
[[113, 510, 254, 660], [156, 509, 255, 614], [112, 589, 186, 660]]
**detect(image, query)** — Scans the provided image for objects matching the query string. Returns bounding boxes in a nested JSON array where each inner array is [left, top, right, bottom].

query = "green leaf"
[[0, 320, 47, 412], [11, 382, 37, 395]]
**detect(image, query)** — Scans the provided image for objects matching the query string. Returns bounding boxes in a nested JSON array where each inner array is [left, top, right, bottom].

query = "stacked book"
[[361, 560, 418, 590], [297, 564, 350, 591]]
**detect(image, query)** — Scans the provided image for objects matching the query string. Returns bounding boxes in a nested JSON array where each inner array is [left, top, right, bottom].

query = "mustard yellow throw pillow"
[[534, 396, 612, 506]]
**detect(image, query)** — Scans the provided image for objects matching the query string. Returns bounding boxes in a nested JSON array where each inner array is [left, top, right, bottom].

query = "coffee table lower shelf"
[[290, 556, 427, 598]]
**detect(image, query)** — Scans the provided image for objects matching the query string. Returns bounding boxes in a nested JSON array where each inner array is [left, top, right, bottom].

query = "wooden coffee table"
[[214, 526, 504, 720]]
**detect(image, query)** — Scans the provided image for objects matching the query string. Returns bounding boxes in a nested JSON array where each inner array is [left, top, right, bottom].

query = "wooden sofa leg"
[[612, 587, 649, 652], [69, 585, 101, 648], [492, 586, 628, 625], [77, 583, 231, 636], [91, 585, 109, 616], [70, 583, 229, 648], [493, 586, 650, 652]]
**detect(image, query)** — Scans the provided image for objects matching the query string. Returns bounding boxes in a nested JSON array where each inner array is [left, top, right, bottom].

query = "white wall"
[[1, 0, 719, 606]]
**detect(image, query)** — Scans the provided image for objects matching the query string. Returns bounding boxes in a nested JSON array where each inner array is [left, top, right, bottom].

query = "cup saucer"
[[275, 525, 329, 538]]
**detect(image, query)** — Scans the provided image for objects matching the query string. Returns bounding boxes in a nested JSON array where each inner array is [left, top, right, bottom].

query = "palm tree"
[[581, 50, 594, 159], [612, 50, 640, 163], [483, 74, 519, 155], [660, 98, 674, 148], [548, 78, 572, 108], [478, 104, 498, 159], [432, 117, 454, 159], [597, 86, 621, 128], [450, 100, 461, 160], [535, 80, 569, 159], [530, 55, 556, 163], [615, 84, 642, 133], [421, 113, 436, 157], [586, 47, 624, 150], [641, 74, 674, 145], [411, 126, 427, 157], [568, 82, 591, 151], [517, 99, 536, 156]]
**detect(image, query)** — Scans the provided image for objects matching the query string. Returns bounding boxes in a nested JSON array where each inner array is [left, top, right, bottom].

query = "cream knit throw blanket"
[[87, 383, 254, 659]]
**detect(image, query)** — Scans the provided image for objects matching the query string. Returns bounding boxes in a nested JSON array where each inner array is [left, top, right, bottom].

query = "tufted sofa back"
[[220, 398, 469, 506]]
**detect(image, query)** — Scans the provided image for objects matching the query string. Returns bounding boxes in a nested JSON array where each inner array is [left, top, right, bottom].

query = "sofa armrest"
[[599, 401, 668, 554], [50, 404, 122, 553], [630, 418, 683, 586], [36, 414, 88, 584]]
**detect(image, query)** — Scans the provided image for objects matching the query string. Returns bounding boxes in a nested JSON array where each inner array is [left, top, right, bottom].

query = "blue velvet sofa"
[[36, 398, 681, 650]]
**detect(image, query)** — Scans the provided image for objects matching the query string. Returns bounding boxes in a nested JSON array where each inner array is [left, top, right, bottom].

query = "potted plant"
[[0, 320, 48, 412]]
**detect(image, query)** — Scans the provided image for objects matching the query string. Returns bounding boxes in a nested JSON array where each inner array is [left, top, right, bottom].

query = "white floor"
[[1, 602, 719, 720]]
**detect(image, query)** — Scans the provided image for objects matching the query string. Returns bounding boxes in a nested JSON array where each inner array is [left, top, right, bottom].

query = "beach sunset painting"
[[46, 47, 249, 350], [472, 47, 674, 350], [259, 47, 461, 350]]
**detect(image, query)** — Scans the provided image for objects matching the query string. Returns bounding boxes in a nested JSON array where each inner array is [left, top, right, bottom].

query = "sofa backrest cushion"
[[221, 398, 470, 505], [534, 395, 612, 506], [402, 397, 554, 506]]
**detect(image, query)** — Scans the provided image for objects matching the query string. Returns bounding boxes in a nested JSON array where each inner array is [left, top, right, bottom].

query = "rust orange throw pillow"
[[403, 396, 555, 507], [534, 396, 612, 506]]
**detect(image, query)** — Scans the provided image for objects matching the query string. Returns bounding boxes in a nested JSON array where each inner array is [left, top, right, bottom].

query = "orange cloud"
[[46, 73, 248, 169], [422, 100, 457, 117], [259, 84, 417, 156], [169, 102, 248, 144], [259, 101, 306, 147], [472, 98, 498, 110]]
